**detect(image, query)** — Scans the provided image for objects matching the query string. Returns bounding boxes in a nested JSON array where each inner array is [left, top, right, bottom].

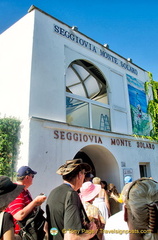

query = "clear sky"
[[1, 0, 158, 81]]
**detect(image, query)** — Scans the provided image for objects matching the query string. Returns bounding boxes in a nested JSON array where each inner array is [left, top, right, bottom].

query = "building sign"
[[54, 25, 138, 75], [111, 138, 132, 147], [111, 138, 155, 149], [53, 130, 155, 149], [54, 130, 103, 144]]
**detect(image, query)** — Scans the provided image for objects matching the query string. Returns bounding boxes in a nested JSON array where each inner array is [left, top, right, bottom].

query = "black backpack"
[[18, 206, 46, 240]]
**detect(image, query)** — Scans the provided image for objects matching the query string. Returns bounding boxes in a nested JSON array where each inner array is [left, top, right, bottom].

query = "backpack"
[[18, 206, 46, 240]]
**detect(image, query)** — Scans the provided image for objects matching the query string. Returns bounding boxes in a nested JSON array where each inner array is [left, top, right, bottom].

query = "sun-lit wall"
[[0, 6, 156, 202]]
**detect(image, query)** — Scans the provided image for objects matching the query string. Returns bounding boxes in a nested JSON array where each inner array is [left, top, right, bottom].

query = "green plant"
[[144, 72, 158, 141], [0, 117, 21, 178]]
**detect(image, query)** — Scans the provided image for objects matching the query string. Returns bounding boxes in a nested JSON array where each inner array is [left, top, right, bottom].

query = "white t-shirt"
[[103, 210, 129, 240]]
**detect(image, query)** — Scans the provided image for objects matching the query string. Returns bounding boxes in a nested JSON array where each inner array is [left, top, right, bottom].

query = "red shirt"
[[5, 189, 32, 234]]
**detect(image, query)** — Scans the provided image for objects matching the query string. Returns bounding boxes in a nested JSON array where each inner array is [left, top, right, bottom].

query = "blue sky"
[[1, 0, 158, 81]]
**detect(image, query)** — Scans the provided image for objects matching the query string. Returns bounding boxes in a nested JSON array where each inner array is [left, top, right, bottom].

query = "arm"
[[13, 195, 46, 221], [104, 190, 111, 216], [3, 227, 15, 240], [64, 222, 97, 240]]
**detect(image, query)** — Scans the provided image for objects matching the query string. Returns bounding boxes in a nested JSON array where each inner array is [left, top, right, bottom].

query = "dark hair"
[[17, 176, 26, 181], [63, 165, 82, 182], [101, 180, 108, 190]]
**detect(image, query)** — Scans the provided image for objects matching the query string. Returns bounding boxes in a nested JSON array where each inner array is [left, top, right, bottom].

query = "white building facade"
[[0, 6, 157, 204]]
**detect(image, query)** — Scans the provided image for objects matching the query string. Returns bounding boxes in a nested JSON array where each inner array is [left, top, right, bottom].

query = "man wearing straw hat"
[[46, 159, 97, 240]]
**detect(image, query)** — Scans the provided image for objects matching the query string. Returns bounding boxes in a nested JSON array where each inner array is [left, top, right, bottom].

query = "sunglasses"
[[29, 174, 34, 178]]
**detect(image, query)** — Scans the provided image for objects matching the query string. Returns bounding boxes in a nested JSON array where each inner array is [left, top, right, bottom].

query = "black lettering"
[[54, 130, 59, 139], [54, 25, 59, 33], [73, 133, 78, 141], [60, 131, 65, 140], [92, 46, 97, 53], [111, 138, 116, 145], [89, 135, 94, 142], [79, 134, 82, 142], [83, 135, 88, 142], [66, 132, 72, 140], [69, 34, 75, 41], [65, 31, 70, 38], [98, 137, 103, 144], [84, 41, 89, 48], [59, 27, 65, 36]]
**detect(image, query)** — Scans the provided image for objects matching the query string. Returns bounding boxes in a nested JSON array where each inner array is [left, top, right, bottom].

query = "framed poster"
[[123, 168, 133, 185]]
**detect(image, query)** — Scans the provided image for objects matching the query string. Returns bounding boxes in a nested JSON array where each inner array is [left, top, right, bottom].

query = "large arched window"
[[66, 60, 111, 131]]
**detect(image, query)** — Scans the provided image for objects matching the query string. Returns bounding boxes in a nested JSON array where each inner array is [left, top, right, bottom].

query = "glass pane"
[[73, 64, 89, 80], [69, 83, 86, 97], [66, 97, 89, 128], [94, 93, 108, 104], [139, 165, 147, 177], [84, 76, 100, 98], [66, 60, 108, 104], [91, 104, 111, 131], [66, 68, 80, 86]]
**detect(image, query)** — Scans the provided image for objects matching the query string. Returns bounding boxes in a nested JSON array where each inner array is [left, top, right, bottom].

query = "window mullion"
[[89, 102, 92, 128]]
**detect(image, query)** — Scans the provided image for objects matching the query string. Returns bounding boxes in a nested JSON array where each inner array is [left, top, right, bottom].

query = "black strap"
[[0, 212, 4, 238]]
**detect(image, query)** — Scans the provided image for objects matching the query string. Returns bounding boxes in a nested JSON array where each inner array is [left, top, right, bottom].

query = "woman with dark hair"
[[100, 180, 108, 191]]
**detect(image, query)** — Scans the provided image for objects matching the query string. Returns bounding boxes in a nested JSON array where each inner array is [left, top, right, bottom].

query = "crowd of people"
[[0, 159, 158, 240]]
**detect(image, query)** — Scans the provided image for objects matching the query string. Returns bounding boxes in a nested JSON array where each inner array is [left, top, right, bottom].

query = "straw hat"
[[0, 176, 24, 208], [56, 159, 91, 176], [79, 181, 101, 202]]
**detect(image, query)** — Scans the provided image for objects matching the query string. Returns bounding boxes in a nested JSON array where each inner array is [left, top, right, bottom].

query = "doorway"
[[74, 144, 121, 214]]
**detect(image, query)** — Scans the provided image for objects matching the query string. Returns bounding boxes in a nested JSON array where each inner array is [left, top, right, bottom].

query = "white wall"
[[28, 118, 158, 200], [0, 7, 156, 200], [0, 11, 36, 167], [29, 10, 66, 122], [0, 12, 34, 119], [0, 7, 150, 135], [28, 8, 150, 136]]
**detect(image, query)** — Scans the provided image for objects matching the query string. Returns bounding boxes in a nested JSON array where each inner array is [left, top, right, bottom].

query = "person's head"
[[101, 180, 108, 190], [84, 173, 94, 182], [56, 159, 91, 190], [0, 176, 24, 211], [124, 178, 158, 239], [107, 183, 120, 197], [17, 166, 37, 188], [92, 177, 101, 185], [79, 181, 101, 203]]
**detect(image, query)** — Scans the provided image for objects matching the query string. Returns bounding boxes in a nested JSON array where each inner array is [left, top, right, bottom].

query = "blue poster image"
[[127, 74, 150, 136]]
